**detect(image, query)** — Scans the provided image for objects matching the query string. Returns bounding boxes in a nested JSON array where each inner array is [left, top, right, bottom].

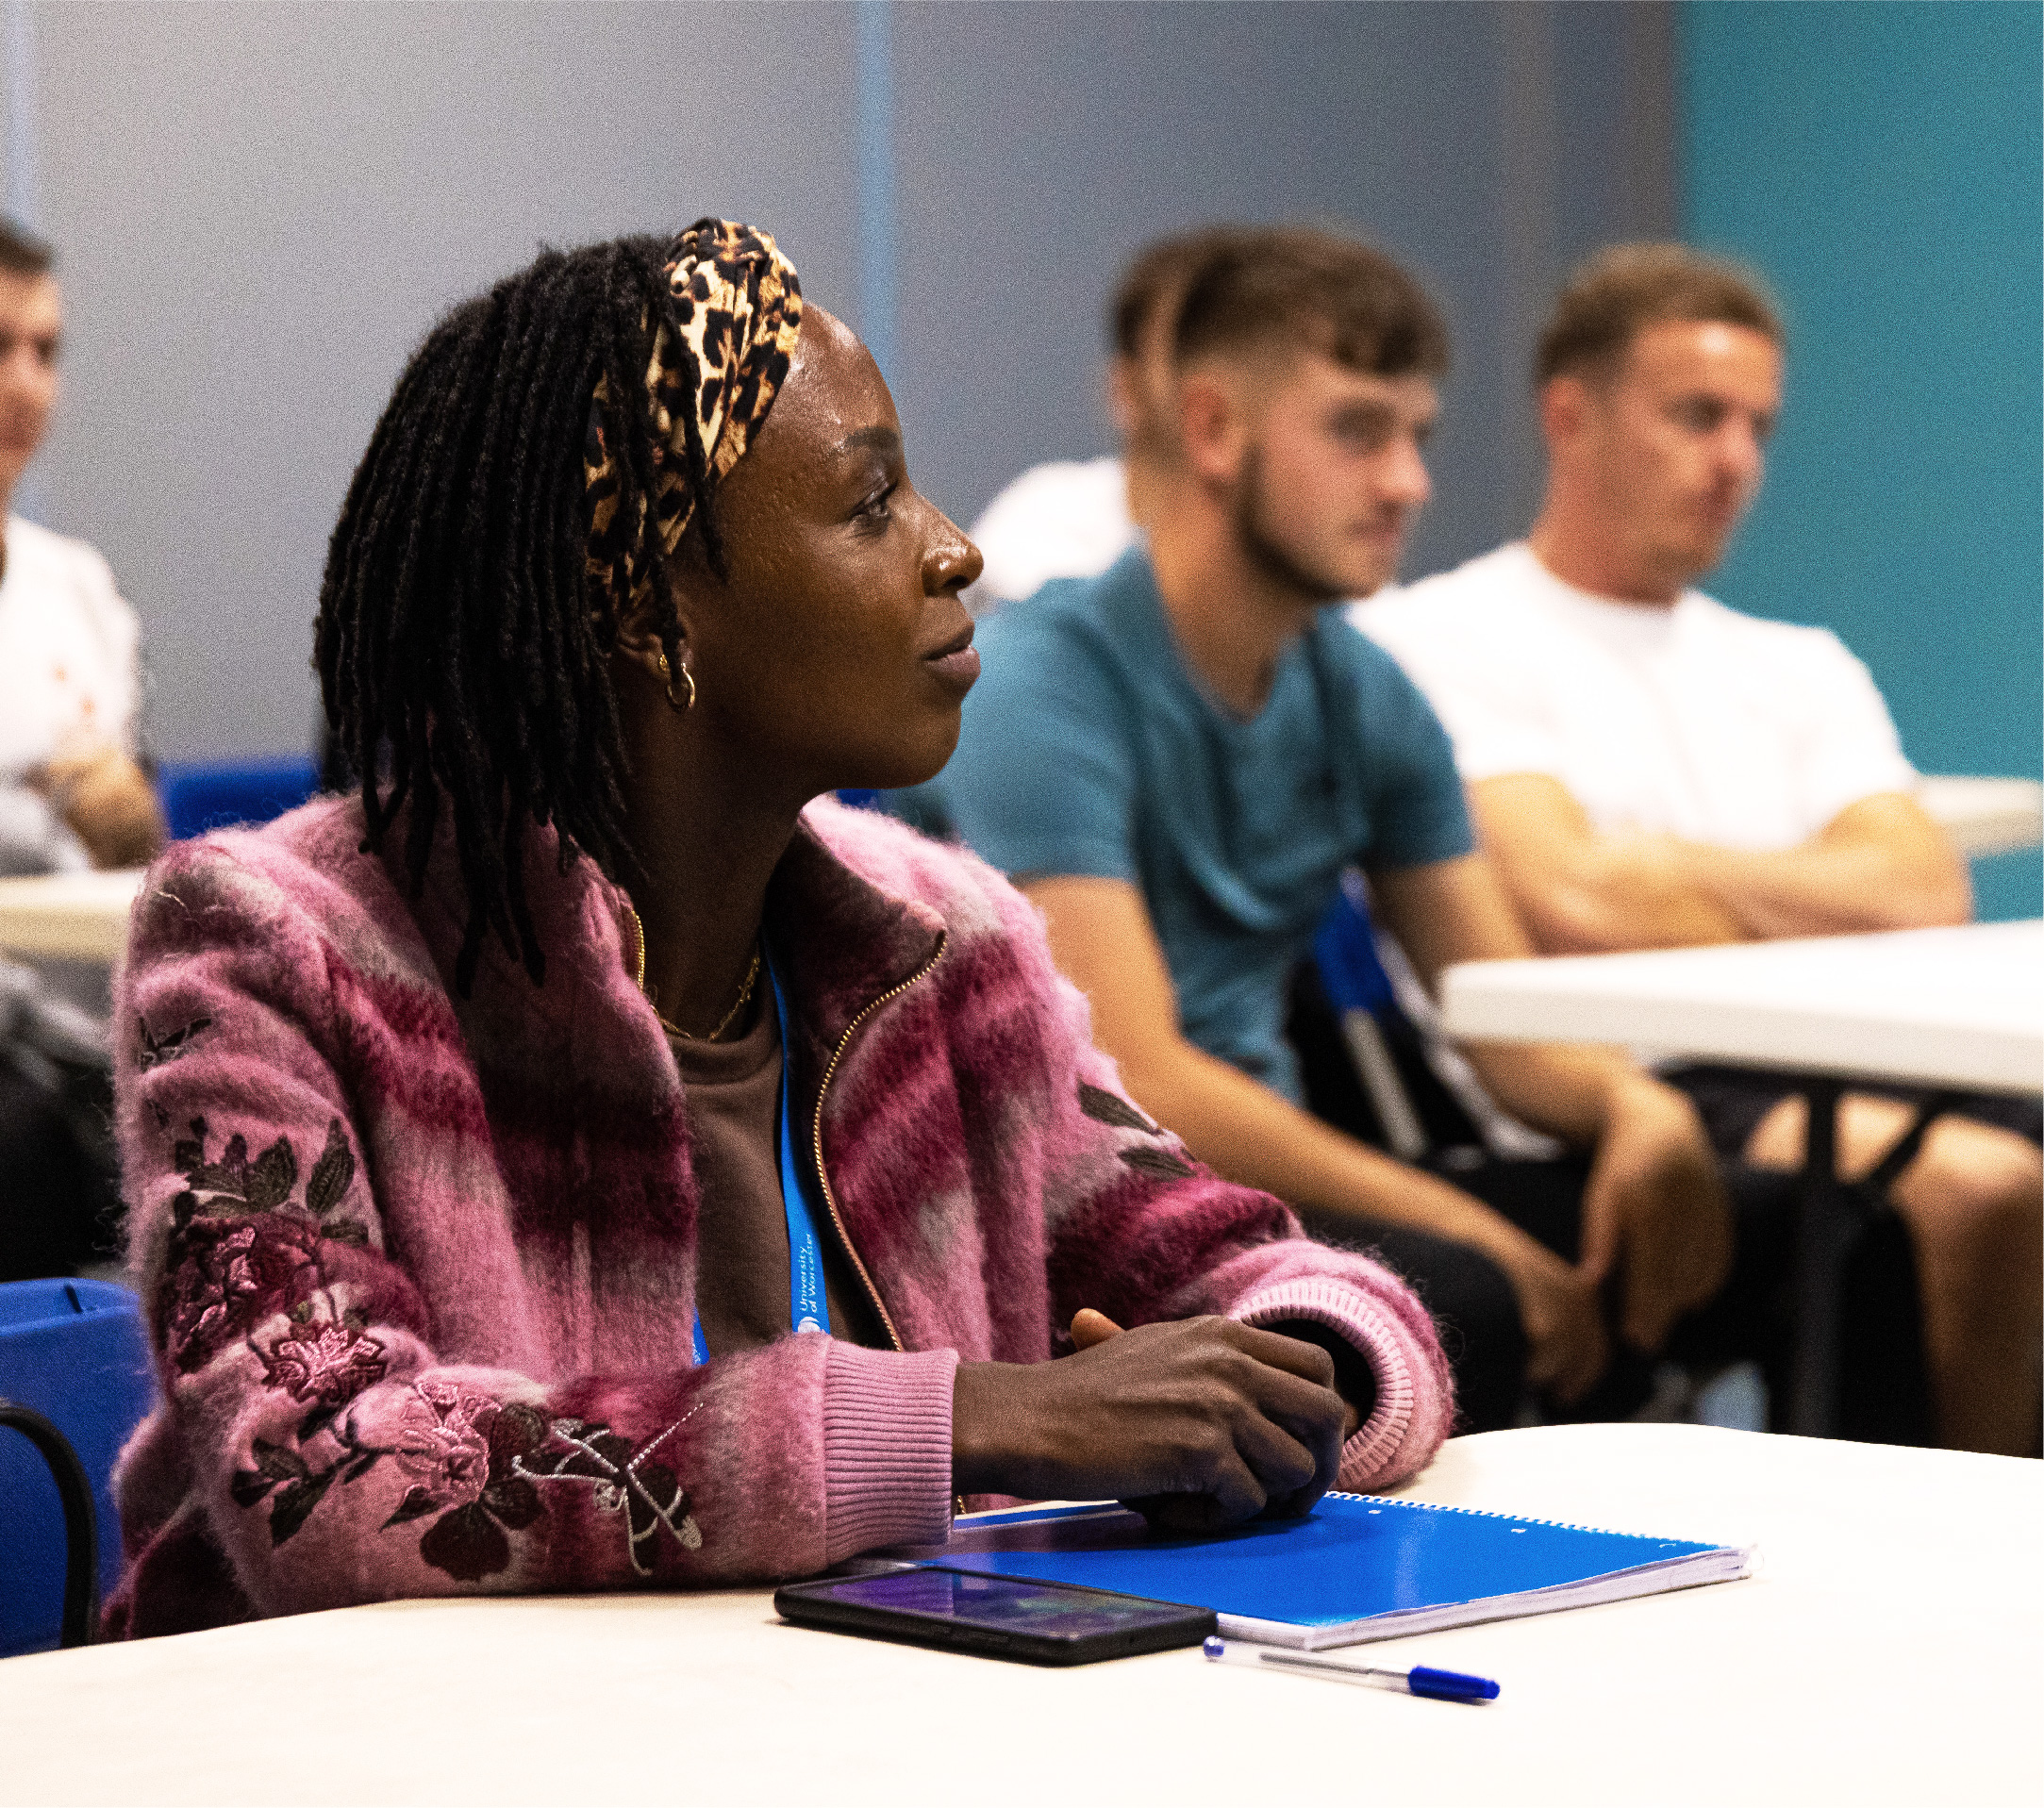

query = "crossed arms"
[[1469, 778, 1969, 954]]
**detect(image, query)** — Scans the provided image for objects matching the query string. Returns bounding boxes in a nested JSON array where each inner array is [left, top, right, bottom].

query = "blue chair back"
[[1312, 883, 1399, 1019], [0, 1280, 157, 1656], [158, 755, 321, 842]]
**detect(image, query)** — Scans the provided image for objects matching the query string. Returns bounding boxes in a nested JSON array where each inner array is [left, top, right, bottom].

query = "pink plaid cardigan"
[[105, 794, 1452, 1636]]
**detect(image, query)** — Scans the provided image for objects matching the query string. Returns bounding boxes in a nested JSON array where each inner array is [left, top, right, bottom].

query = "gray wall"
[[7, 0, 1673, 762], [891, 0, 1675, 577], [16, 0, 861, 760]]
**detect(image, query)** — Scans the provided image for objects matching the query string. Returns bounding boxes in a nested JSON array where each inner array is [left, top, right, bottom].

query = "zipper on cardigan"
[[809, 933, 947, 1356], [619, 893, 941, 1357], [623, 904, 958, 1516], [623, 899, 648, 991], [806, 935, 960, 1521]]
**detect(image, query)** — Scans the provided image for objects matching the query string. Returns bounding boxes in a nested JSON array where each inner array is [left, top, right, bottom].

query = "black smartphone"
[[774, 1565, 1217, 1667]]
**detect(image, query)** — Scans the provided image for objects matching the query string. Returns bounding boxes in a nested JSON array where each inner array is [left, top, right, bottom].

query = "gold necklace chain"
[[656, 945, 762, 1043]]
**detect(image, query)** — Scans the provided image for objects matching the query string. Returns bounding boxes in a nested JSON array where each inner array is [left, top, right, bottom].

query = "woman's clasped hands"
[[951, 1307, 1358, 1533]]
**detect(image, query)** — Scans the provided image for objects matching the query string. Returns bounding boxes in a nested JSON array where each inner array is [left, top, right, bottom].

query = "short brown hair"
[[1537, 242, 1781, 386], [0, 218, 53, 278], [1107, 227, 1238, 360], [1170, 224, 1449, 379]]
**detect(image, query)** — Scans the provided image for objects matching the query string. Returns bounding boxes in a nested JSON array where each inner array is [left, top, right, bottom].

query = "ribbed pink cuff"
[[822, 1342, 959, 1563], [1232, 1278, 1417, 1491]]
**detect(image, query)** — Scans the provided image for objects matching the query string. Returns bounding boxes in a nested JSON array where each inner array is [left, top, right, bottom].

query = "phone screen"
[[822, 1567, 1197, 1634], [777, 1566, 1215, 1664]]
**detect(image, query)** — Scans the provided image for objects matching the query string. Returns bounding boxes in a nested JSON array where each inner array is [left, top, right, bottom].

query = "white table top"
[[1441, 919, 2044, 1094], [2, 1423, 2035, 1807], [0, 868, 144, 963], [0, 774, 2029, 969], [1919, 772, 2043, 857]]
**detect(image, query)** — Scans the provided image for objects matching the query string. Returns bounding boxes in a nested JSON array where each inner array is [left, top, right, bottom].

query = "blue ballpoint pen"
[[1202, 1635, 1500, 1703]]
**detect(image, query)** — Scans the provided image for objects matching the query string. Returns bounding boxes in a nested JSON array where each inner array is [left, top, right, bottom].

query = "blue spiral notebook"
[[898, 1494, 1753, 1650]]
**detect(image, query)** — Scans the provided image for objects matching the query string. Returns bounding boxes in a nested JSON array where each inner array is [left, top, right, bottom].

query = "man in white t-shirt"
[[0, 219, 163, 874], [1356, 243, 2041, 1454]]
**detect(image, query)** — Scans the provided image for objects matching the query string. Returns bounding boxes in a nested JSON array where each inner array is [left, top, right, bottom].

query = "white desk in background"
[[1439, 921, 2042, 1436], [1919, 772, 2043, 858], [2, 1423, 2036, 1808], [0, 868, 144, 966], [0, 775, 2027, 971], [1438, 919, 2043, 1095]]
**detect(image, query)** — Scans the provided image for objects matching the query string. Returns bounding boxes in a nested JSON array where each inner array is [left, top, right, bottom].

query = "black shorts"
[[1286, 972, 1943, 1442], [1663, 1063, 2043, 1163]]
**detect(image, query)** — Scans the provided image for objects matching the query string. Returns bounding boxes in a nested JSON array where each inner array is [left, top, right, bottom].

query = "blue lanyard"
[[690, 949, 832, 1365]]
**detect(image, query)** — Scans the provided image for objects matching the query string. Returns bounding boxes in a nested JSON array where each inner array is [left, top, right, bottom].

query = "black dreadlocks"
[[315, 237, 693, 997]]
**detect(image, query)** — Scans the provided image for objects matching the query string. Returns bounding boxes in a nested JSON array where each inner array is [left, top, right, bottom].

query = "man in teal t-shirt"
[[900, 547, 1469, 1103], [896, 225, 1737, 1432]]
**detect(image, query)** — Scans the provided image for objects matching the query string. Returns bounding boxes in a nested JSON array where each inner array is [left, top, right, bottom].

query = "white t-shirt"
[[0, 515, 142, 781], [964, 456, 1136, 613], [1353, 542, 1917, 852]]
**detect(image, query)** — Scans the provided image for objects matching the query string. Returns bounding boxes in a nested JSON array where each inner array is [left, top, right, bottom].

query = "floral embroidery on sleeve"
[[227, 1376, 706, 1584], [514, 1408, 705, 1572], [158, 1116, 371, 1373], [154, 1072, 709, 1587], [379, 1385, 548, 1583], [1078, 1080, 1198, 1178], [259, 1317, 389, 1405], [136, 1012, 214, 1070], [164, 1211, 326, 1374], [230, 1427, 374, 1547]]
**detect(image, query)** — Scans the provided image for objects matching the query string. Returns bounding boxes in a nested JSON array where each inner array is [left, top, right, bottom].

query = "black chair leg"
[[1785, 1083, 1948, 1442], [1, 1399, 99, 1647], [1786, 1080, 1852, 1436]]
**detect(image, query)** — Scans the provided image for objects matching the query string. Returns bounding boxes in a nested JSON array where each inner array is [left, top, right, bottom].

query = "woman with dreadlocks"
[[104, 222, 1450, 1634]]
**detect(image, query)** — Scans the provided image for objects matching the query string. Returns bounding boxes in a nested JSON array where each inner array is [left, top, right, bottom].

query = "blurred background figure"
[[0, 219, 163, 875], [0, 217, 150, 1282], [898, 226, 1753, 1435], [1357, 245, 2042, 1453], [964, 231, 1223, 614]]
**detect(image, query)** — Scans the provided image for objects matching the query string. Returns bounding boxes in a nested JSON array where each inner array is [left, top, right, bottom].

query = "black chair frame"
[[1, 1398, 99, 1649]]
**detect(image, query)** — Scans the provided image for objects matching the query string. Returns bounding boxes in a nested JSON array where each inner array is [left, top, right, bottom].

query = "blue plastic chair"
[[0, 1280, 157, 1656], [158, 755, 321, 843], [1311, 882, 1435, 1161]]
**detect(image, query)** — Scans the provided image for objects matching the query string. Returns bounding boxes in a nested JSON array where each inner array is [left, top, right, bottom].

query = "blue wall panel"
[[1683, 1, 2042, 920]]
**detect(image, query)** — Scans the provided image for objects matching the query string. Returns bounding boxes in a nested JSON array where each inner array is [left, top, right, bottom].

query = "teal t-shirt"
[[890, 550, 1472, 1103]]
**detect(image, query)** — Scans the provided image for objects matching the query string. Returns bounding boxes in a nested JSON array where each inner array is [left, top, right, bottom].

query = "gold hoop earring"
[[655, 645, 697, 712]]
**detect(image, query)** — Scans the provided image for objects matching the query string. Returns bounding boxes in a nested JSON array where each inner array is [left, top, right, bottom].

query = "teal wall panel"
[[1682, 0, 2041, 920]]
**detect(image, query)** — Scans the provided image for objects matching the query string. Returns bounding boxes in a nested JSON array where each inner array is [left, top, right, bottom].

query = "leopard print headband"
[[583, 217, 804, 624]]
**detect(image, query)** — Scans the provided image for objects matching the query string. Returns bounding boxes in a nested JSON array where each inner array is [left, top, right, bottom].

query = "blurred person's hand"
[[32, 747, 166, 868], [1482, 1225, 1608, 1403], [1579, 1075, 1733, 1352]]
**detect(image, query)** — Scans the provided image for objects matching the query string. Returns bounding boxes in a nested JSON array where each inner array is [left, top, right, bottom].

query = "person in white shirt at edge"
[[0, 216, 161, 1286], [0, 217, 164, 875], [908, 225, 1747, 1432], [1356, 244, 2042, 1456]]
